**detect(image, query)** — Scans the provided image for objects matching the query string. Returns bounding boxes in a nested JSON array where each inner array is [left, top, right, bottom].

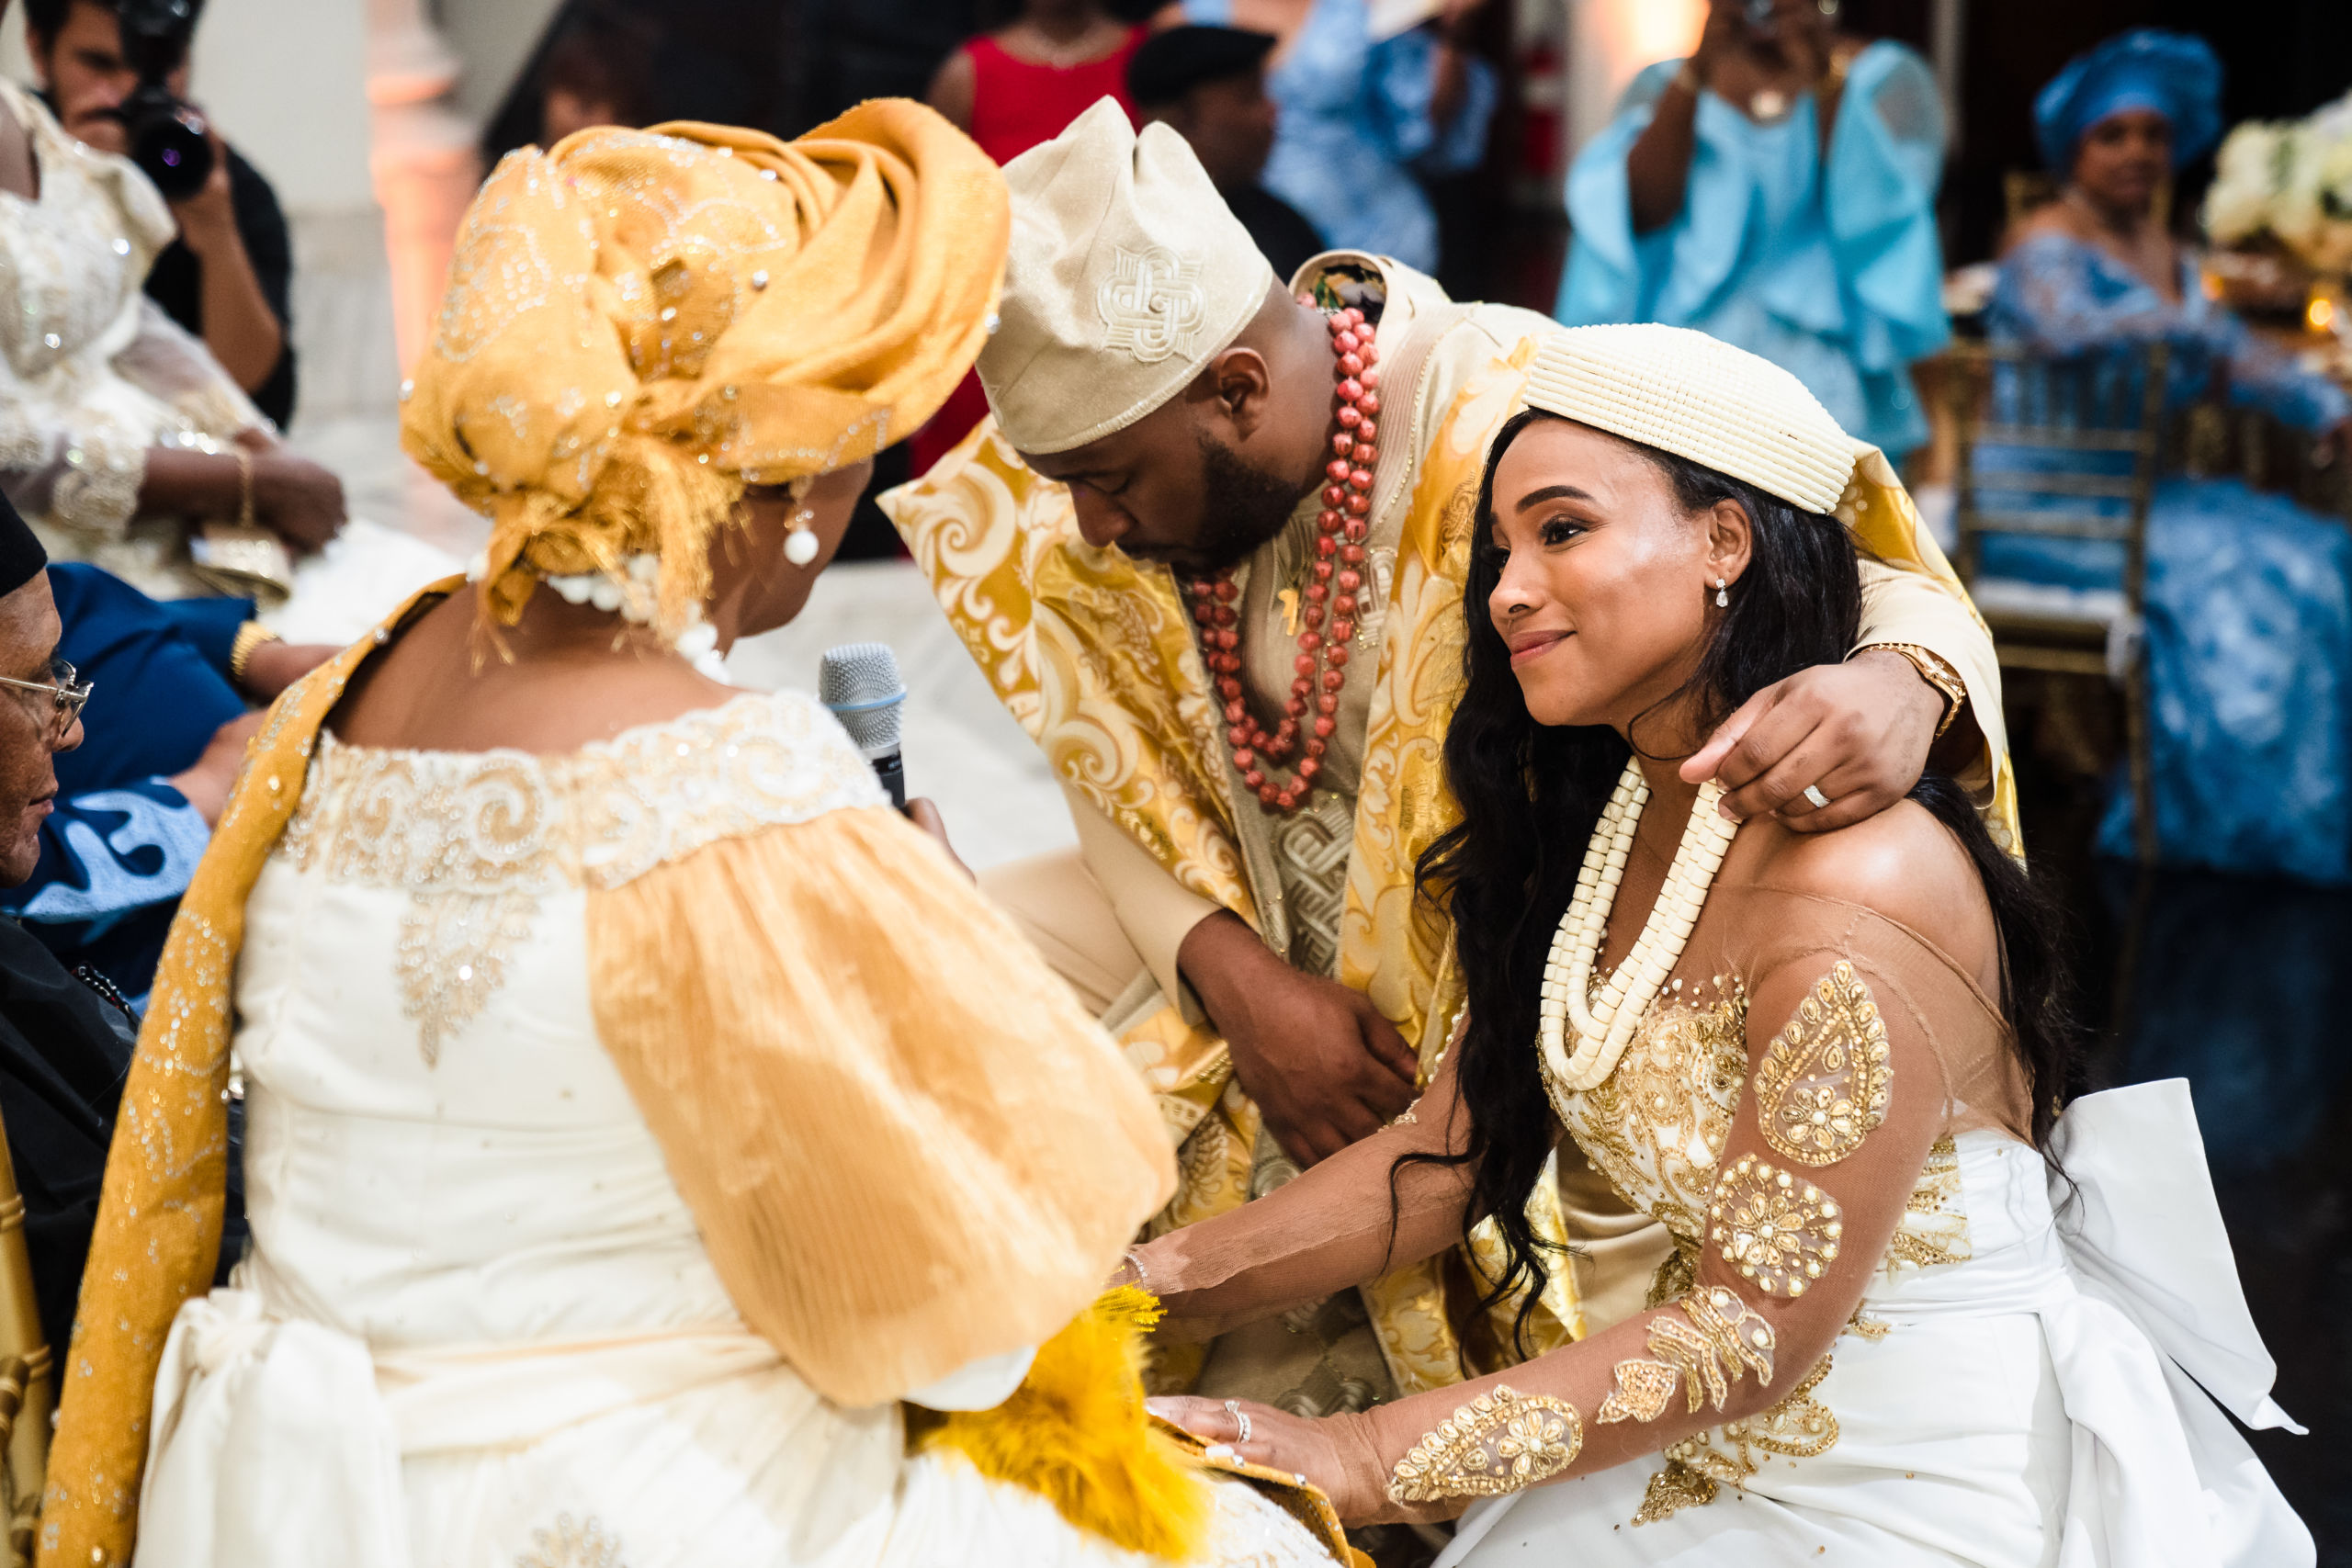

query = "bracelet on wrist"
[[229, 620, 282, 687]]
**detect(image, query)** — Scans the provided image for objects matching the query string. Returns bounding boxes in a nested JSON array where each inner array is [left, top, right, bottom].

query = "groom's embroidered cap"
[[978, 96, 1277, 455]]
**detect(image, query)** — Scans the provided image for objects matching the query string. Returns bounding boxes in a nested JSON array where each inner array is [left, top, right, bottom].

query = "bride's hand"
[[1146, 1396, 1394, 1526]]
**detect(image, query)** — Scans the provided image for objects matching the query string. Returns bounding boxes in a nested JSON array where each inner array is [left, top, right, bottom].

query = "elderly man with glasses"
[[0, 493, 266, 1362]]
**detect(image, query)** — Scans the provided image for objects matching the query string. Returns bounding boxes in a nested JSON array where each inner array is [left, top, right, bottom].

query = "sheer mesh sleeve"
[[0, 301, 263, 536], [1135, 1049, 1481, 1342], [1326, 888, 2025, 1523]]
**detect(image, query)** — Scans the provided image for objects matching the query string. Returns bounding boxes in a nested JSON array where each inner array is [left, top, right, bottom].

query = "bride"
[[38, 107, 1340, 1568], [1140, 325, 2312, 1565]]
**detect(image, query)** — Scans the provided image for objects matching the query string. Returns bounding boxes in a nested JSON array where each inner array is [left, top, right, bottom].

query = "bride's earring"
[[1714, 577, 1730, 608], [784, 507, 820, 567]]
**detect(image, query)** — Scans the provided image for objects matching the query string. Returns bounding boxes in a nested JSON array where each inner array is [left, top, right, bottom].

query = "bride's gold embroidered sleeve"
[[1628, 1284, 1777, 1418], [1706, 1152, 1844, 1297], [1385, 1385, 1584, 1503], [1752, 961, 1892, 1166]]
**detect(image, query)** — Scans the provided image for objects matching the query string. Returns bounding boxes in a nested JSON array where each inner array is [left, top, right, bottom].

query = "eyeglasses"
[[0, 657, 93, 739]]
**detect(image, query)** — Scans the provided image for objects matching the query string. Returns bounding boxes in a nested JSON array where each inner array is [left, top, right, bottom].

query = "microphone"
[[819, 642, 908, 809]]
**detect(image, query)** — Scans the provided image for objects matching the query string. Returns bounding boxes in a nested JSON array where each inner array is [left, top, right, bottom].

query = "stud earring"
[[784, 508, 820, 568], [1714, 577, 1730, 608]]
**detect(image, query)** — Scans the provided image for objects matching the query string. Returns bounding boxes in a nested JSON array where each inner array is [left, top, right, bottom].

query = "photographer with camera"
[[0, 0, 350, 608], [1554, 0, 1952, 463], [25, 0, 295, 428]]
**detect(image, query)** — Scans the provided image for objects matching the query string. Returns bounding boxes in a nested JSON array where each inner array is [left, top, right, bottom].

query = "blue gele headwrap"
[[2034, 29, 2222, 173]]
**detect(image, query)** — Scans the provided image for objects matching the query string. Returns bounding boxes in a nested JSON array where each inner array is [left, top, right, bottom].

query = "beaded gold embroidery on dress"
[[1634, 1357, 1840, 1526], [1596, 1357, 1681, 1425], [1645, 1285, 1776, 1416], [279, 692, 882, 1061], [1707, 1153, 1844, 1297], [396, 891, 539, 1066], [516, 1513, 629, 1568], [1753, 962, 1891, 1166], [1884, 1134, 1973, 1270], [1551, 977, 1747, 1244], [1386, 1386, 1582, 1503]]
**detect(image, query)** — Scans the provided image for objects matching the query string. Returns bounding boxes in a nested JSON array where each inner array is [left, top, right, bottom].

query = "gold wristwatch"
[[1870, 642, 1966, 739]]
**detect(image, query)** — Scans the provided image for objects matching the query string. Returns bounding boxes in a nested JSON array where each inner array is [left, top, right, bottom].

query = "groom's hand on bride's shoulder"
[[1682, 649, 1950, 833], [1177, 911, 1419, 1166]]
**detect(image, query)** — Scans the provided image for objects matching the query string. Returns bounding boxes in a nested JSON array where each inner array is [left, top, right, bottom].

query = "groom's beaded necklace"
[[1538, 759, 1741, 1095], [1183, 307, 1382, 815]]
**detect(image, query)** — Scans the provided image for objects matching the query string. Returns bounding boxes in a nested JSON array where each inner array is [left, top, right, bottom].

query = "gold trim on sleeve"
[[1707, 1153, 1844, 1297], [1645, 1284, 1776, 1416], [1385, 1385, 1584, 1504], [1753, 962, 1892, 1167], [1596, 1358, 1681, 1425]]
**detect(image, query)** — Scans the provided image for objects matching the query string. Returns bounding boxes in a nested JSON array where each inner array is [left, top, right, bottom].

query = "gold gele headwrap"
[[401, 100, 1010, 635]]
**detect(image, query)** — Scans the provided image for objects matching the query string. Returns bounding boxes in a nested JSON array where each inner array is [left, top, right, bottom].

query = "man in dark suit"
[[0, 495, 245, 1357]]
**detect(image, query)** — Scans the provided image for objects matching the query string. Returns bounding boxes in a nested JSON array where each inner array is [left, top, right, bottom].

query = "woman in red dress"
[[918, 0, 1147, 469]]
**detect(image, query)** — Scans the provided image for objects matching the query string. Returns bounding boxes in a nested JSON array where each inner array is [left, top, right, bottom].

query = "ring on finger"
[[1801, 784, 1831, 810], [1225, 1398, 1252, 1443]]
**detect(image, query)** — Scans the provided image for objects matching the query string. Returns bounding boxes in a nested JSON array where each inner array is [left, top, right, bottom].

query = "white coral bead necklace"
[[1538, 757, 1741, 1093]]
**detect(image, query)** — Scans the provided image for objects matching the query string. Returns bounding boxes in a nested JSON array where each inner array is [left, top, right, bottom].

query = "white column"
[[1929, 0, 1966, 151], [1566, 0, 1704, 159], [368, 0, 481, 375]]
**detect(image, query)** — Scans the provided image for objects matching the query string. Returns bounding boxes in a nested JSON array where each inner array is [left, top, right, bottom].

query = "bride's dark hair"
[[1404, 410, 2082, 1350]]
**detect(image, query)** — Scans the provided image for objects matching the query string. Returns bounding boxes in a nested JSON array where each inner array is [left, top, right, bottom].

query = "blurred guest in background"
[[25, 0, 297, 428], [1985, 30, 2352, 884], [927, 0, 1144, 165], [1556, 0, 1949, 462], [0, 564, 334, 1003], [537, 0, 661, 142], [1129, 23, 1324, 279], [918, 0, 1145, 472], [0, 63, 344, 600], [0, 496, 244, 1371], [1157, 0, 1495, 276]]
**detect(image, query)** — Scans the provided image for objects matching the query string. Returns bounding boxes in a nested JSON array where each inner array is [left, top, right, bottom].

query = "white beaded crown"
[[1517, 325, 1862, 515]]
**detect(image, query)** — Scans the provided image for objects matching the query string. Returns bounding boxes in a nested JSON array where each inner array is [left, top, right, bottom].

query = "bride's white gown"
[[130, 694, 1330, 1568]]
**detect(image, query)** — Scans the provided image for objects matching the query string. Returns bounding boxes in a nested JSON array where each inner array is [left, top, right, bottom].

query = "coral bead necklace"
[[1184, 306, 1382, 815]]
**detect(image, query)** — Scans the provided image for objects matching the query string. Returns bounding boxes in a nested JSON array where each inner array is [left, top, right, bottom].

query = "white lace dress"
[[0, 79, 453, 634], [132, 691, 1330, 1568]]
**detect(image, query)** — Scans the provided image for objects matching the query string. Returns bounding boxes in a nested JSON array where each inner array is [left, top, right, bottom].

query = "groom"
[[883, 98, 2008, 1409]]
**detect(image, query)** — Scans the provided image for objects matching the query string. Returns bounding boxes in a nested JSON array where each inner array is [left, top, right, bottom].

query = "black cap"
[[1126, 25, 1277, 110], [0, 491, 47, 600]]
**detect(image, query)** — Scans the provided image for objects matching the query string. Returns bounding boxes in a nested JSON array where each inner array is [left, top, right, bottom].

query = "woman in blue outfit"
[[1985, 30, 2352, 884], [1556, 0, 1949, 460], [1161, 0, 1496, 275]]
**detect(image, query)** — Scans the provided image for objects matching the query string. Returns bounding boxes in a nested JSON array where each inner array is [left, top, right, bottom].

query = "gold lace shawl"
[[40, 581, 1176, 1565]]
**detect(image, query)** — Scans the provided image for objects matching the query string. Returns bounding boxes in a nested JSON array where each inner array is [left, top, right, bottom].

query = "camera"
[[112, 0, 213, 201]]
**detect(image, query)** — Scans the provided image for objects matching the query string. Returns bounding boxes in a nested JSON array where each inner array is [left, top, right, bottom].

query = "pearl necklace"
[[1185, 306, 1381, 815], [1537, 759, 1740, 1093]]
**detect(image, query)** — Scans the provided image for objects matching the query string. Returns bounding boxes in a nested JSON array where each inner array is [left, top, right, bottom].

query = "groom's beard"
[[1177, 431, 1309, 577]]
